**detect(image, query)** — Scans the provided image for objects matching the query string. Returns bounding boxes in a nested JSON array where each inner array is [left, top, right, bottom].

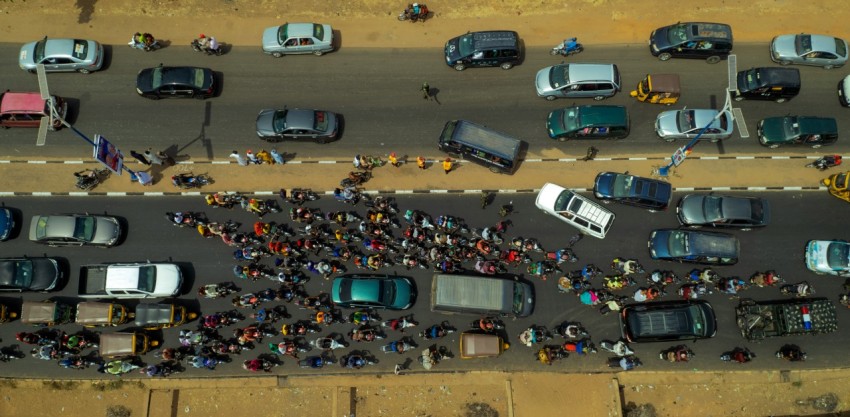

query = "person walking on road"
[[230, 150, 247, 166], [130, 150, 151, 166], [421, 82, 430, 100], [145, 149, 164, 166], [270, 149, 285, 165], [388, 152, 400, 168], [442, 157, 453, 174], [417, 156, 426, 170]]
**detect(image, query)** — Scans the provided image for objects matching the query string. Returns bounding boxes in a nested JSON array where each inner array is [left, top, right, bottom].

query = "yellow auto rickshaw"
[[459, 332, 510, 359], [75, 302, 134, 327], [630, 73, 680, 105], [134, 303, 197, 330], [0, 303, 18, 323], [20, 300, 74, 326], [99, 332, 159, 358], [823, 171, 850, 202]]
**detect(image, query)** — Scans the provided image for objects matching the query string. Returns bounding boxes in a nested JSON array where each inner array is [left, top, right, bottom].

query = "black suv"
[[620, 300, 717, 343], [444, 31, 520, 71], [649, 22, 733, 63]]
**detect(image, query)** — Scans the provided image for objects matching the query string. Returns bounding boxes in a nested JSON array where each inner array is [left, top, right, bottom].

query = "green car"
[[757, 116, 838, 149], [331, 274, 416, 310], [546, 105, 629, 141]]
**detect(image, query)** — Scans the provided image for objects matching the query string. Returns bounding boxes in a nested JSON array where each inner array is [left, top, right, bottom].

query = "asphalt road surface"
[[1, 43, 847, 159], [0, 191, 848, 378]]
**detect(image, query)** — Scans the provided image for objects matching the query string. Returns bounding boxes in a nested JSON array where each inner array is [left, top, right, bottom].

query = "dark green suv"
[[757, 116, 838, 149], [546, 105, 629, 141]]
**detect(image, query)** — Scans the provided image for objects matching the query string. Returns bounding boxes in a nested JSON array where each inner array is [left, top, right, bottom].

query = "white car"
[[655, 109, 734, 142], [535, 183, 615, 239], [805, 240, 850, 276]]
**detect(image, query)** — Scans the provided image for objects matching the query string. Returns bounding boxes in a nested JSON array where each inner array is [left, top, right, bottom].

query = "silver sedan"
[[770, 34, 848, 69], [19, 37, 104, 73], [655, 109, 734, 142], [28, 214, 122, 247]]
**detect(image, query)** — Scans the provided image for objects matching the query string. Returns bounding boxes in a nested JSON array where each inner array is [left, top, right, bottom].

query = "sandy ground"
[[2, 2, 850, 417]]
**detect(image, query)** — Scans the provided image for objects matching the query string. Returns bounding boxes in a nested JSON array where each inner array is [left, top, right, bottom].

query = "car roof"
[[685, 22, 732, 40], [575, 105, 628, 126], [283, 23, 321, 38], [160, 66, 202, 85], [796, 117, 838, 135], [43, 38, 78, 57], [687, 230, 738, 256], [567, 64, 616, 82], [807, 34, 841, 53], [283, 109, 315, 130], [37, 215, 77, 238], [747, 67, 800, 86], [471, 31, 519, 49], [0, 92, 46, 114], [719, 197, 756, 220]]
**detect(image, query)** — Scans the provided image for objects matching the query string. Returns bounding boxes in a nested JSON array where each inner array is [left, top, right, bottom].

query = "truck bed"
[[736, 298, 837, 340], [78, 265, 109, 296]]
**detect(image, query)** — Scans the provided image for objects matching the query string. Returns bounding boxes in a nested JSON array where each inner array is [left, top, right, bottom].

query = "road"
[[1, 191, 849, 378], [1, 43, 847, 159]]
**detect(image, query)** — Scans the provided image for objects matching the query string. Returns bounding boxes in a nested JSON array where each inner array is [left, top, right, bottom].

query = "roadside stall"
[[134, 303, 196, 330], [99, 332, 158, 358], [20, 300, 74, 326], [75, 301, 133, 327], [459, 332, 509, 359]]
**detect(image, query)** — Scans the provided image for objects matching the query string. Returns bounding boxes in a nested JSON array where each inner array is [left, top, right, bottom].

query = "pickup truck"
[[78, 263, 183, 299], [736, 298, 837, 341]]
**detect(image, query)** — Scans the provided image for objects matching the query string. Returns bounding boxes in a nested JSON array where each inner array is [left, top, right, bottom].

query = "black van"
[[444, 31, 520, 71], [438, 120, 522, 174], [734, 67, 800, 103], [649, 22, 733, 63]]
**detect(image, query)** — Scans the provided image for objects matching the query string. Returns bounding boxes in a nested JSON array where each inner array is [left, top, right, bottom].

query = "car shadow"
[[332, 30, 342, 52], [62, 97, 81, 126], [99, 45, 114, 72], [212, 71, 224, 98]]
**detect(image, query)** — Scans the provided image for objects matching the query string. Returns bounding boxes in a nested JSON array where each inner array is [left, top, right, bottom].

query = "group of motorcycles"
[[128, 32, 224, 55]]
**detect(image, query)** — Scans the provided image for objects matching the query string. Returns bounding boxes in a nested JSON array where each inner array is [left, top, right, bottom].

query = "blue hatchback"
[[0, 208, 13, 241], [594, 172, 672, 211], [649, 229, 739, 265], [331, 274, 416, 310]]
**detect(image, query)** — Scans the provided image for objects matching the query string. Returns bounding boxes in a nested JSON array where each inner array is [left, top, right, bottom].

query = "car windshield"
[[73, 216, 95, 242], [191, 68, 205, 87], [10, 261, 33, 288], [743, 69, 760, 90], [151, 67, 164, 89], [72, 40, 88, 60], [610, 174, 633, 198], [312, 24, 325, 40], [379, 280, 395, 305], [703, 196, 723, 221], [457, 33, 475, 57], [314, 111, 328, 131], [550, 66, 569, 88], [553, 189, 575, 211], [512, 282, 524, 314], [783, 117, 801, 139], [687, 305, 706, 335], [795, 35, 813, 55], [836, 38, 847, 57], [826, 242, 850, 270], [561, 108, 579, 133], [676, 110, 697, 132], [272, 110, 288, 133], [667, 231, 689, 256], [666, 24, 690, 44], [137, 266, 156, 293], [33, 39, 46, 62]]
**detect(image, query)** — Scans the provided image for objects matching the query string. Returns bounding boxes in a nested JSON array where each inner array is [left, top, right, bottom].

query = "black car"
[[734, 67, 800, 103], [620, 300, 717, 343], [676, 194, 771, 229], [444, 31, 520, 71], [593, 172, 672, 211], [649, 22, 733, 63], [649, 229, 739, 265], [0, 257, 62, 292], [136, 65, 215, 99]]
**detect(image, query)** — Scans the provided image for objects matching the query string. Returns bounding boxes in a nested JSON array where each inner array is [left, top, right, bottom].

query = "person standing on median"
[[230, 150, 247, 166], [417, 156, 426, 170], [270, 149, 285, 165], [442, 157, 453, 174], [130, 150, 151, 166], [145, 148, 164, 165], [388, 152, 400, 168], [246, 149, 260, 165]]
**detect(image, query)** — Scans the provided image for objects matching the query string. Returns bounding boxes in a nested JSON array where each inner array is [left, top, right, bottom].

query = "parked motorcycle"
[[398, 3, 430, 22], [550, 37, 583, 57], [806, 154, 842, 171], [74, 168, 110, 191]]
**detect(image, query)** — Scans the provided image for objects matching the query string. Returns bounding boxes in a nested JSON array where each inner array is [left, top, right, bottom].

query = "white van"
[[431, 274, 534, 317], [535, 182, 615, 239]]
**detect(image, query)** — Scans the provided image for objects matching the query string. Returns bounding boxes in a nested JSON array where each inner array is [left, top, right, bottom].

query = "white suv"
[[535, 183, 615, 239]]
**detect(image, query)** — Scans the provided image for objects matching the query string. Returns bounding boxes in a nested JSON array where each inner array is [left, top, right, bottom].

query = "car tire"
[[77, 68, 91, 74], [194, 94, 206, 100], [600, 200, 611, 205], [734, 96, 744, 102], [147, 95, 160, 100], [775, 98, 787, 103], [710, 138, 720, 143], [315, 138, 329, 144], [593, 96, 605, 101], [313, 50, 324, 56], [824, 64, 834, 70], [545, 95, 556, 101], [812, 144, 822, 149], [272, 52, 283, 58], [768, 144, 779, 149], [664, 137, 675, 143], [453, 63, 466, 71], [779, 60, 790, 65], [27, 69, 36, 74], [558, 137, 567, 142], [658, 52, 672, 61], [500, 62, 513, 70], [706, 56, 721, 64]]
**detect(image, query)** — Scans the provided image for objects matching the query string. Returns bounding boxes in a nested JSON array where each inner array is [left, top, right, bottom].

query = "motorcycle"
[[311, 336, 349, 351], [349, 326, 386, 342], [403, 210, 435, 229], [470, 317, 505, 332], [341, 171, 372, 188], [348, 310, 380, 326], [511, 237, 544, 253], [198, 282, 240, 299], [58, 355, 98, 370], [244, 199, 281, 217], [211, 339, 245, 355], [363, 238, 395, 253], [612, 258, 645, 275], [603, 274, 637, 290], [527, 261, 559, 280], [251, 306, 288, 325], [61, 332, 99, 352], [677, 282, 711, 300], [398, 2, 430, 22], [550, 37, 583, 57], [806, 154, 842, 171], [648, 270, 680, 287], [281, 321, 321, 337], [74, 168, 110, 191], [205, 192, 242, 209], [364, 196, 398, 213], [381, 338, 416, 354], [781, 281, 814, 297], [289, 207, 321, 224], [749, 270, 783, 287], [435, 215, 469, 234], [686, 268, 719, 284], [128, 33, 160, 51], [99, 359, 142, 376], [419, 322, 455, 340], [537, 346, 569, 365], [243, 358, 278, 372], [557, 273, 591, 294], [546, 248, 578, 264], [599, 340, 634, 357], [286, 188, 320, 206], [165, 211, 207, 228], [190, 35, 223, 56], [141, 362, 182, 378], [171, 173, 212, 189], [397, 254, 428, 270], [333, 187, 362, 205], [716, 277, 749, 296], [327, 211, 361, 227], [519, 326, 552, 347], [314, 310, 346, 327], [554, 322, 589, 339], [659, 345, 694, 362], [299, 355, 335, 368], [776, 345, 806, 362], [382, 315, 418, 332], [608, 355, 642, 371], [562, 339, 597, 355], [340, 354, 376, 369], [473, 227, 504, 245], [474, 260, 506, 275], [720, 348, 755, 364]]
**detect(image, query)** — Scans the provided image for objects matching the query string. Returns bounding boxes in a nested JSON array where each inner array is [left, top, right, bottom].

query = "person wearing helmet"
[[196, 34, 209, 51]]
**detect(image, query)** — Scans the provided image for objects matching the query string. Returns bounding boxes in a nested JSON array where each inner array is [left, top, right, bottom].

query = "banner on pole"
[[93, 134, 124, 175]]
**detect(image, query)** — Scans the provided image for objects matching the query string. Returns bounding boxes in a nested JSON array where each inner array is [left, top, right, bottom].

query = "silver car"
[[655, 109, 733, 142], [770, 34, 848, 69], [255, 108, 339, 144], [28, 214, 122, 247], [19, 38, 104, 73], [262, 23, 334, 57]]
